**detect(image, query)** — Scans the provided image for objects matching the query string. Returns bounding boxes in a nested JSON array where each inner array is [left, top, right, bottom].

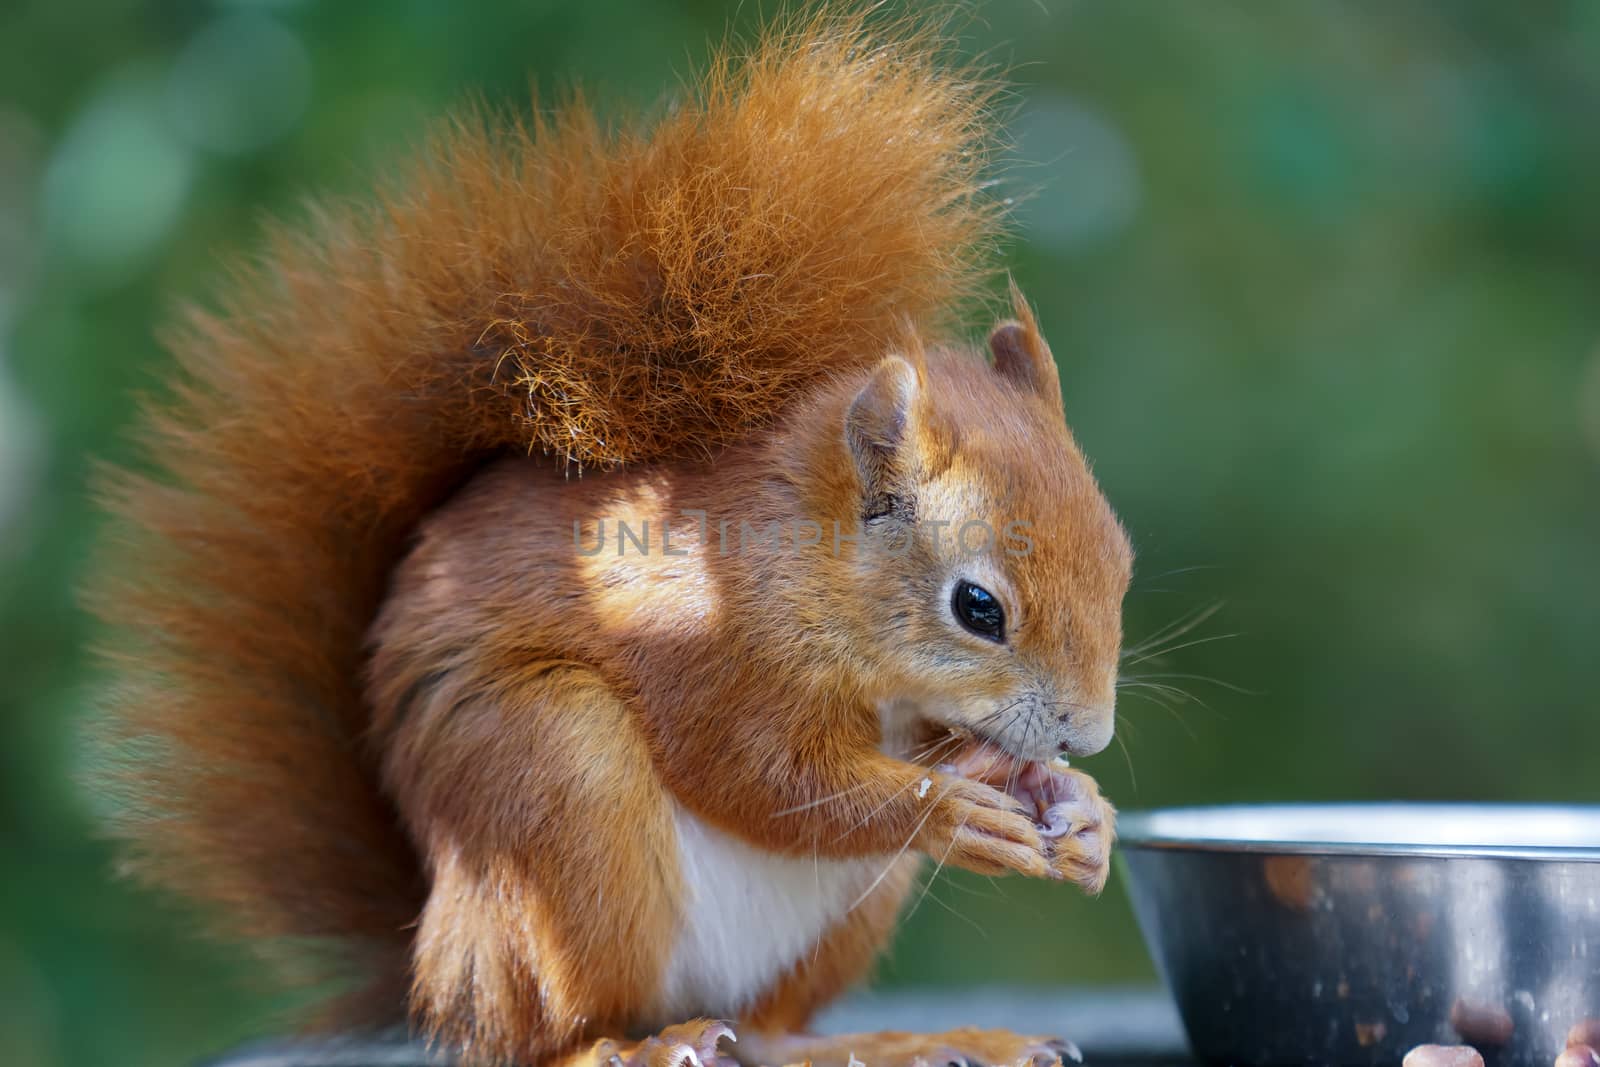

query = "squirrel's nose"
[[1057, 703, 1115, 757]]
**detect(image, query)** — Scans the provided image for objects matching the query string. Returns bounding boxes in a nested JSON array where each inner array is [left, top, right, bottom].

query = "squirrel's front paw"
[[915, 776, 1051, 879], [1033, 767, 1116, 895]]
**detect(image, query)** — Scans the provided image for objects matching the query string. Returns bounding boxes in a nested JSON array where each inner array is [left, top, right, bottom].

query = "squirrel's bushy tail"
[[86, 7, 1002, 1012]]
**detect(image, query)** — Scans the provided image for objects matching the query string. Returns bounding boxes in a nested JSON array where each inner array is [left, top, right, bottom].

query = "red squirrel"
[[87, 10, 1132, 1067]]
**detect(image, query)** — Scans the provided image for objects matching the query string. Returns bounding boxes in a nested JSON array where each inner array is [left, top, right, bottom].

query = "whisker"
[[903, 805, 969, 927], [772, 782, 875, 818], [1135, 563, 1223, 584], [912, 878, 989, 939], [906, 732, 967, 766], [972, 698, 1025, 735], [1004, 754, 1019, 804], [1122, 671, 1261, 696], [1118, 679, 1213, 712], [1122, 601, 1224, 659], [848, 786, 942, 913], [1118, 689, 1201, 742], [936, 874, 1007, 903], [1121, 685, 1179, 712], [1113, 727, 1138, 794], [833, 738, 965, 843], [998, 703, 1028, 754], [1122, 631, 1241, 669], [1039, 698, 1095, 714], [776, 734, 962, 820], [1006, 714, 1041, 809]]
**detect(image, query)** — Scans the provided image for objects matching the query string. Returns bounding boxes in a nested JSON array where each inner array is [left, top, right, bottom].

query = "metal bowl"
[[1117, 804, 1600, 1066]]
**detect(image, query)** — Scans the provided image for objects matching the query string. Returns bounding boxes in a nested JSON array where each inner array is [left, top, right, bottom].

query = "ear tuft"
[[989, 282, 1063, 413], [846, 355, 921, 512]]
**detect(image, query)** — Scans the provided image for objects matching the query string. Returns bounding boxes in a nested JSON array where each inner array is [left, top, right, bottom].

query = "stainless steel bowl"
[[1117, 804, 1600, 1066]]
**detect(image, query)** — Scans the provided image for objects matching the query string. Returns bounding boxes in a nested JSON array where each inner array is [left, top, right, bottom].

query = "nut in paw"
[[928, 740, 1115, 892], [917, 776, 1052, 880]]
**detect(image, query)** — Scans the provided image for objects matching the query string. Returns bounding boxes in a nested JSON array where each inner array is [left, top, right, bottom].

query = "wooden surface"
[[197, 988, 1195, 1067]]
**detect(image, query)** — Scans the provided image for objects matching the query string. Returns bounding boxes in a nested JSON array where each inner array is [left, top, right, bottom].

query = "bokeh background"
[[2, 2, 1598, 1065]]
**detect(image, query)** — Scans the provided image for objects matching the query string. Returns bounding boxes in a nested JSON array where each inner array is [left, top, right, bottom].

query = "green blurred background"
[[2, 1, 1598, 1065]]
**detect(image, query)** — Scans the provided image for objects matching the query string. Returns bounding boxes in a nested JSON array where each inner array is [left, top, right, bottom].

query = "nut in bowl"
[[1116, 804, 1600, 1066]]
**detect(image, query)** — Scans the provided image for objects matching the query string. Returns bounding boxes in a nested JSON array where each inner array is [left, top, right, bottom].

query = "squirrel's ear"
[[846, 355, 921, 510], [989, 284, 1064, 416]]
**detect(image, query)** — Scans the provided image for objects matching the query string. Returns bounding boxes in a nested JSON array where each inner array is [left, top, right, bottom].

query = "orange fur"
[[86, 7, 1133, 1066]]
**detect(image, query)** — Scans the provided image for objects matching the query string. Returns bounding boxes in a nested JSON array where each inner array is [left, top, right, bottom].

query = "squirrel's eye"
[[951, 580, 1005, 642]]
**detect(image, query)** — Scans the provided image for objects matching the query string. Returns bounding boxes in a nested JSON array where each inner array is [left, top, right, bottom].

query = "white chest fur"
[[653, 807, 889, 1020]]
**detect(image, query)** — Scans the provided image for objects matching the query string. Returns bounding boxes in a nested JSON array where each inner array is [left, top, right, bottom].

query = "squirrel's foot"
[[1025, 763, 1116, 895], [594, 1019, 739, 1067], [735, 1027, 1080, 1067]]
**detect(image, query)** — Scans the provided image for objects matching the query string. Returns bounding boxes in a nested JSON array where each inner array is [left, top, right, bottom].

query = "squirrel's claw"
[[1046, 1037, 1085, 1065], [606, 1019, 739, 1067]]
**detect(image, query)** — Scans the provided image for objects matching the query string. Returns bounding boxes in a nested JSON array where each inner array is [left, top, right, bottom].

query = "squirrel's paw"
[[915, 776, 1050, 879], [599, 1019, 738, 1067], [738, 1027, 1080, 1067], [1031, 766, 1116, 895]]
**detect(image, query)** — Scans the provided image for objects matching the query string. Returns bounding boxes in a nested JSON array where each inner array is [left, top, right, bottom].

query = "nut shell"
[[1449, 998, 1515, 1046], [1401, 1044, 1485, 1067], [1556, 1046, 1600, 1067]]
